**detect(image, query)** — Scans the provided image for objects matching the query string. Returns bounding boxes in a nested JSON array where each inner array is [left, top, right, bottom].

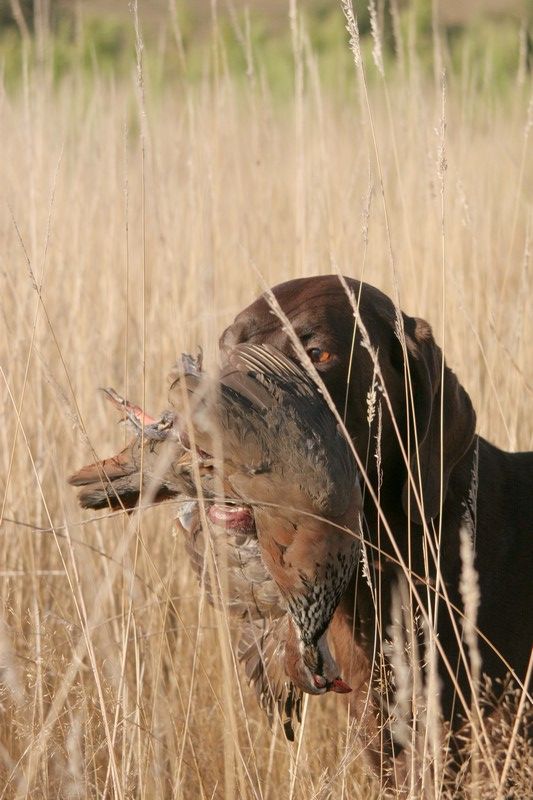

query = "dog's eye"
[[307, 347, 332, 364]]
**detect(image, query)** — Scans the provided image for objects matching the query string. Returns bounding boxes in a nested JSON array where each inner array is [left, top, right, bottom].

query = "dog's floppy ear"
[[401, 317, 476, 525]]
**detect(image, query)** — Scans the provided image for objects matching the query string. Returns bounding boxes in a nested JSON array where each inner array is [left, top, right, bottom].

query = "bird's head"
[[284, 622, 352, 696]]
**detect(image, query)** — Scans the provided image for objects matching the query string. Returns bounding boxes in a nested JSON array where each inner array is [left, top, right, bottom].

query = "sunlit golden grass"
[[0, 11, 532, 797]]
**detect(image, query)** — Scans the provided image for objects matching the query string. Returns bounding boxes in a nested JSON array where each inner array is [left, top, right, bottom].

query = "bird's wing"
[[226, 343, 317, 399], [168, 358, 272, 473], [169, 343, 357, 514], [237, 617, 303, 741], [225, 345, 358, 515]]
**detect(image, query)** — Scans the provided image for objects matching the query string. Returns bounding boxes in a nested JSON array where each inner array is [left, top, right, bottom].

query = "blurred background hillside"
[[0, 0, 531, 92]]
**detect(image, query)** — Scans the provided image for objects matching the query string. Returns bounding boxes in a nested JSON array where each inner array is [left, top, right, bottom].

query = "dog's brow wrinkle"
[[242, 318, 282, 339]]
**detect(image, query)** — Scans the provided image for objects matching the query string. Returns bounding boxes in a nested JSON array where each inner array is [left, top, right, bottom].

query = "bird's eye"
[[307, 347, 332, 364], [303, 646, 319, 670]]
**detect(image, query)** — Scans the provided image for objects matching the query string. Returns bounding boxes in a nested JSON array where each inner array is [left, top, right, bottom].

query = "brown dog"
[[221, 275, 533, 764]]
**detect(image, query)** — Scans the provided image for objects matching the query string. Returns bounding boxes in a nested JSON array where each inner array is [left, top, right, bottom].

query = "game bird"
[[69, 344, 362, 738]]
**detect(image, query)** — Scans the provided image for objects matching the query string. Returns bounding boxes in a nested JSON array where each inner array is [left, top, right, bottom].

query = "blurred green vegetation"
[[0, 0, 531, 94]]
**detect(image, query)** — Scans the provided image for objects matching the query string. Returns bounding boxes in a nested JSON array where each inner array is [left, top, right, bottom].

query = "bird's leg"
[[100, 387, 157, 430], [100, 348, 203, 436], [100, 387, 177, 443]]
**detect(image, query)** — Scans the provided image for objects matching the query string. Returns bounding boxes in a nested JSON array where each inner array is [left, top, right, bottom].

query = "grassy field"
[[0, 2, 532, 798]]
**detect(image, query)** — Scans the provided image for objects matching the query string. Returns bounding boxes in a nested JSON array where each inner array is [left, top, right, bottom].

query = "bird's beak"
[[329, 677, 352, 694]]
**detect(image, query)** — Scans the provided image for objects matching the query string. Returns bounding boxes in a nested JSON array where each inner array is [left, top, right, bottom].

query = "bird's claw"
[[99, 387, 173, 441]]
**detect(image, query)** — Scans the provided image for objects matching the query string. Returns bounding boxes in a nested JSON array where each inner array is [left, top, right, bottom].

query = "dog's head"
[[220, 275, 476, 525]]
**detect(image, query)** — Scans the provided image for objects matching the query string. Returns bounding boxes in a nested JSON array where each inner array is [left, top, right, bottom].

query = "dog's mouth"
[[177, 500, 256, 536], [207, 503, 255, 531]]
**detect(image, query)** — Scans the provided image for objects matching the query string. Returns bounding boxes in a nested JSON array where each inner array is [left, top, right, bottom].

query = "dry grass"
[[0, 4, 532, 798]]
